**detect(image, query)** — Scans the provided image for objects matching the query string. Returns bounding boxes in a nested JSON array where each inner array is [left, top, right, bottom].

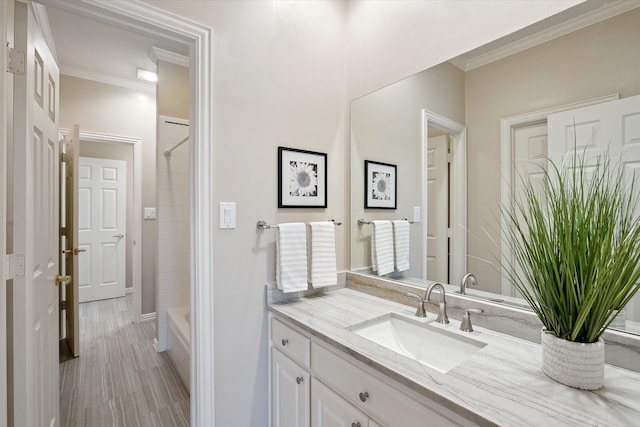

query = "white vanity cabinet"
[[270, 315, 473, 427]]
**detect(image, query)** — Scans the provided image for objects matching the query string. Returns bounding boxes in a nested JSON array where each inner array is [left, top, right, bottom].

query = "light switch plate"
[[144, 207, 156, 220], [219, 202, 236, 229], [413, 206, 421, 223]]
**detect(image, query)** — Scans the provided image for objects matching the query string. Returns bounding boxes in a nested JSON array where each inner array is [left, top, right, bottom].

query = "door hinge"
[[447, 152, 453, 163], [60, 153, 68, 163], [5, 253, 25, 280], [7, 47, 25, 75], [60, 227, 67, 237], [60, 300, 67, 311], [447, 228, 452, 238]]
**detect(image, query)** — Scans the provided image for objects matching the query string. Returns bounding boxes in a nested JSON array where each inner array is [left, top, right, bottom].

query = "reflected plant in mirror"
[[349, 2, 640, 334]]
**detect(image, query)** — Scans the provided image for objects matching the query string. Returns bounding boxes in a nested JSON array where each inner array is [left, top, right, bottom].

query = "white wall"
[[140, 1, 582, 425], [59, 75, 157, 314]]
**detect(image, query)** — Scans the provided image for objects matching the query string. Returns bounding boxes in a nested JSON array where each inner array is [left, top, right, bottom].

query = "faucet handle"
[[407, 291, 427, 318], [459, 308, 484, 332]]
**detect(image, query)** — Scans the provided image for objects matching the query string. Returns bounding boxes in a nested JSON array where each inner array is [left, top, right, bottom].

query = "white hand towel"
[[392, 219, 410, 272], [371, 220, 394, 276], [309, 222, 337, 288], [276, 223, 308, 293]]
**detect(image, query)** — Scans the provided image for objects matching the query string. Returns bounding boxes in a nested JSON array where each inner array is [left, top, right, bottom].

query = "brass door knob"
[[55, 275, 72, 286]]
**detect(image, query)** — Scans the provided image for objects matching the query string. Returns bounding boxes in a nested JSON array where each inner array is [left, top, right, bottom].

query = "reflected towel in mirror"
[[392, 219, 410, 272], [372, 220, 394, 276], [276, 223, 308, 293], [308, 222, 337, 287]]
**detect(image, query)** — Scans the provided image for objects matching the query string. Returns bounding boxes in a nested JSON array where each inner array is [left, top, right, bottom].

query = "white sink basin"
[[349, 313, 487, 373]]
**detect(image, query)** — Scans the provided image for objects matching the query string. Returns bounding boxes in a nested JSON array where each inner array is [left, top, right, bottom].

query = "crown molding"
[[60, 65, 157, 94], [456, 1, 640, 72], [151, 47, 189, 67]]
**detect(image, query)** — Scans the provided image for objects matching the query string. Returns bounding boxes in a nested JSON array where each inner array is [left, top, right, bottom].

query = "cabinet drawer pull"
[[281, 338, 289, 346], [351, 423, 361, 427], [296, 376, 304, 384], [359, 391, 369, 402]]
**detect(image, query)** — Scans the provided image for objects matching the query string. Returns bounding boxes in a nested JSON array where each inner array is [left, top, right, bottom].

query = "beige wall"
[[59, 75, 157, 314], [79, 141, 134, 289], [345, 0, 581, 99], [144, 1, 347, 424], [157, 61, 189, 119], [139, 0, 581, 424], [465, 9, 640, 293], [350, 62, 465, 277]]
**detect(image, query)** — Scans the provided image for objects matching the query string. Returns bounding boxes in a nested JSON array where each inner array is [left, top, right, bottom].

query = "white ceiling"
[[42, 4, 188, 92]]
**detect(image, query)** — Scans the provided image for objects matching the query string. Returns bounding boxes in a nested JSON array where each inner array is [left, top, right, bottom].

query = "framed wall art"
[[365, 160, 397, 209], [278, 146, 327, 208]]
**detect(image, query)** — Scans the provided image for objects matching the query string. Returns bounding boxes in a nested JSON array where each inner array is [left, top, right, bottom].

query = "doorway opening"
[[58, 129, 143, 362], [6, 0, 215, 424], [421, 110, 467, 285]]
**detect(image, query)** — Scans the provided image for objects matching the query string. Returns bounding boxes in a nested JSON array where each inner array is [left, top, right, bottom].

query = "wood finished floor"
[[59, 294, 190, 427]]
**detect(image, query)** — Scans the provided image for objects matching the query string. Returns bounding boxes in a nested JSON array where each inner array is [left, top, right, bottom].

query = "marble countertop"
[[268, 287, 640, 427]]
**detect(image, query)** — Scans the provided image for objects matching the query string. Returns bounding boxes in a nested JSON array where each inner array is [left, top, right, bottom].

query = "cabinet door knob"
[[359, 391, 369, 402], [281, 339, 289, 346], [351, 423, 361, 427], [296, 376, 304, 384]]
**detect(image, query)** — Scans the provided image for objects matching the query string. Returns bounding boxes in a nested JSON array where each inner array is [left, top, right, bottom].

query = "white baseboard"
[[139, 312, 156, 323]]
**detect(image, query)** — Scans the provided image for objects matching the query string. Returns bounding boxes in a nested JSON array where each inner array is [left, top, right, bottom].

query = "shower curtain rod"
[[163, 136, 189, 158]]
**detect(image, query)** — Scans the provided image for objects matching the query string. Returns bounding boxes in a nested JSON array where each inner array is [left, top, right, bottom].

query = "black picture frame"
[[278, 146, 327, 208], [364, 160, 397, 209]]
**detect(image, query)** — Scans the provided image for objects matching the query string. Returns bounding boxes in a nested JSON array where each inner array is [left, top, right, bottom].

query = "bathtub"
[[166, 306, 190, 392]]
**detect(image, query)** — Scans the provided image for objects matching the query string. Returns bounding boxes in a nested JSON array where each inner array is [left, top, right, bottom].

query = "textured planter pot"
[[541, 330, 604, 390]]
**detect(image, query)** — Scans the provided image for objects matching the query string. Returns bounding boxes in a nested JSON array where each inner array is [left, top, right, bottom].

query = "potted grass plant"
[[503, 151, 640, 390]]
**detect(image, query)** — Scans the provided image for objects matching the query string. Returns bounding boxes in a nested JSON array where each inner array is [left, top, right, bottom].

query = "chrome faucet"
[[459, 273, 478, 295], [426, 282, 449, 324]]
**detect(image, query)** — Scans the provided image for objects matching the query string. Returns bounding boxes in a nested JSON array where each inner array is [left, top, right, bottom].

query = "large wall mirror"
[[350, 2, 640, 333]]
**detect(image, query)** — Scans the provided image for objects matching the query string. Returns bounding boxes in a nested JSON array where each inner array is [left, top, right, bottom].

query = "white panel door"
[[426, 135, 449, 283], [548, 95, 640, 323], [509, 122, 548, 298], [311, 379, 368, 427], [78, 156, 127, 302], [12, 2, 60, 426]]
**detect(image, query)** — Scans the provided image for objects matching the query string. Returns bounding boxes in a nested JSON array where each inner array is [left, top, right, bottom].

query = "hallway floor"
[[59, 294, 190, 426]]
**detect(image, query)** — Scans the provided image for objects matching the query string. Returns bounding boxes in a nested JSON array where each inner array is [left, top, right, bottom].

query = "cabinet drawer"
[[272, 318, 311, 368], [311, 343, 466, 427]]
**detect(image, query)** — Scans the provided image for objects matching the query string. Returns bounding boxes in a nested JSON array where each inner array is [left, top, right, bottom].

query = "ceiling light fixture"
[[137, 68, 158, 83]]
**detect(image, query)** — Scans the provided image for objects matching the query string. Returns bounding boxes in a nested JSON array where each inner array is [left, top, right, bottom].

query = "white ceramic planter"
[[541, 330, 604, 390]]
